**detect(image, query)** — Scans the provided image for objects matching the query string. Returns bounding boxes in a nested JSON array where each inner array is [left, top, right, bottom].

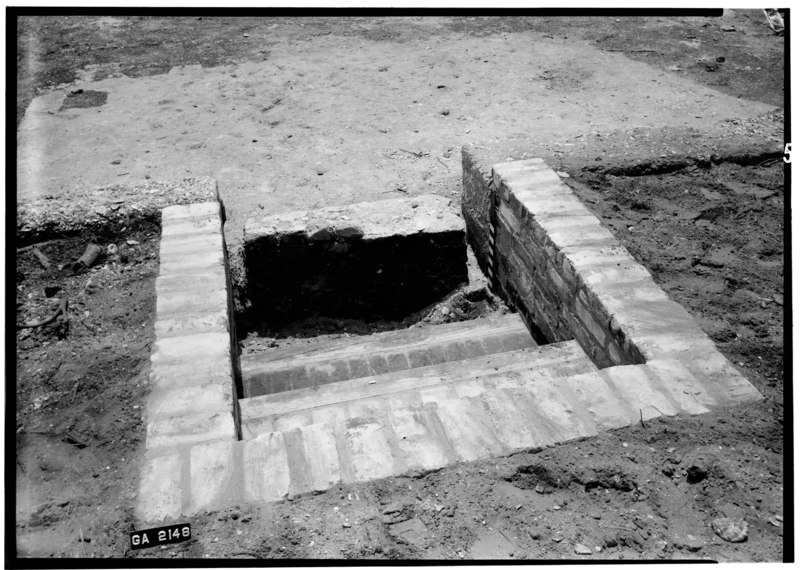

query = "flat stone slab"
[[244, 194, 462, 242], [17, 177, 219, 246]]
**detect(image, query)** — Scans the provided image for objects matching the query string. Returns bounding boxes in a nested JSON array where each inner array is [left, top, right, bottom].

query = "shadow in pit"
[[235, 231, 469, 339]]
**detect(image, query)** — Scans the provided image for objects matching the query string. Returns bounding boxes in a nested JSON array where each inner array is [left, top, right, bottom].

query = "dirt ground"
[[13, 12, 787, 562]]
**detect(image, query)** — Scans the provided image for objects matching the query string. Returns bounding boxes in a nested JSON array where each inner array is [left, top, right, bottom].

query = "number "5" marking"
[[784, 143, 792, 163]]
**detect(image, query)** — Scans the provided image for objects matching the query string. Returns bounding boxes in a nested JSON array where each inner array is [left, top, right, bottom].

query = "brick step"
[[239, 339, 594, 439], [138, 352, 760, 522], [242, 357, 693, 500], [240, 313, 536, 398]]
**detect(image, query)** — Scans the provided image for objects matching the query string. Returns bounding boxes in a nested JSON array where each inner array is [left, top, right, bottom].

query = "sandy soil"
[[13, 12, 787, 562]]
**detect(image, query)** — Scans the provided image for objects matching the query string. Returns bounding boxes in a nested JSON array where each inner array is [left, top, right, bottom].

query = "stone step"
[[239, 339, 594, 439], [241, 313, 536, 397], [139, 352, 758, 522]]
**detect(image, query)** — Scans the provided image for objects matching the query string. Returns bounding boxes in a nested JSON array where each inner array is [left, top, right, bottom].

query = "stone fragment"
[[673, 534, 704, 552], [574, 543, 592, 555], [711, 517, 748, 543], [388, 517, 427, 544]]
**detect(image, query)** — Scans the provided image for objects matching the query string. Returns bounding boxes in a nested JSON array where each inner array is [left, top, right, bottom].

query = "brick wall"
[[462, 151, 646, 368], [241, 195, 468, 329]]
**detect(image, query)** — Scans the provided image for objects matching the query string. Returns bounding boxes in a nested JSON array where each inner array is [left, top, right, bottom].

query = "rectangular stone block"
[[494, 165, 559, 194], [154, 308, 229, 339], [389, 400, 453, 472], [522, 376, 599, 440], [545, 261, 572, 300], [497, 201, 522, 236], [679, 350, 763, 406], [515, 193, 588, 219], [162, 201, 221, 221], [509, 181, 575, 207], [147, 383, 234, 420], [156, 271, 227, 296], [146, 410, 237, 451], [150, 331, 231, 367], [479, 387, 556, 452], [161, 215, 222, 239], [491, 157, 549, 189], [578, 262, 654, 291], [563, 371, 633, 430], [541, 223, 618, 250], [643, 359, 714, 414], [419, 386, 505, 462], [297, 423, 342, 493], [158, 247, 226, 274], [150, 356, 233, 391], [137, 452, 185, 523], [244, 432, 291, 502], [344, 407, 399, 482], [156, 287, 229, 319], [601, 365, 680, 421], [159, 231, 224, 257], [574, 298, 609, 348], [188, 440, 237, 514], [627, 325, 717, 361]]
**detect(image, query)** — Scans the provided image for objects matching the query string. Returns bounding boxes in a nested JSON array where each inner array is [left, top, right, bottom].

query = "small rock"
[[528, 529, 541, 540], [126, 239, 140, 246], [685, 448, 716, 483], [602, 535, 618, 548], [551, 535, 563, 543], [534, 484, 545, 494], [769, 516, 782, 527], [342, 522, 352, 528], [673, 534, 704, 552], [574, 543, 592, 555], [44, 286, 61, 298], [441, 108, 450, 116], [686, 465, 707, 483], [720, 24, 735, 31], [711, 517, 748, 543], [556, 171, 569, 178], [667, 65, 681, 71]]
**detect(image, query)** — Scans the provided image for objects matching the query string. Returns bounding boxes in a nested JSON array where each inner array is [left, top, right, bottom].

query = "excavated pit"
[[233, 194, 531, 398], [241, 230, 468, 329], [233, 194, 510, 335]]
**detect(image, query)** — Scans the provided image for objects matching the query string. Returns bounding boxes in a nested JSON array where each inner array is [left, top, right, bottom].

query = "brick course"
[[461, 150, 765, 405]]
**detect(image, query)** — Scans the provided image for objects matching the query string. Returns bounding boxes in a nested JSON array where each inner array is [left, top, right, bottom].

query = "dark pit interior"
[[237, 230, 473, 337]]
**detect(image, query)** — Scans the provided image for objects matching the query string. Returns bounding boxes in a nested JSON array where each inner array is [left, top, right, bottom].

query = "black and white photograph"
[[10, 6, 789, 563]]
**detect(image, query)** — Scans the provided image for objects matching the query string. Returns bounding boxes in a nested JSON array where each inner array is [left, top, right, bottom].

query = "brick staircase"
[[137, 164, 763, 524], [240, 313, 536, 398], [236, 319, 605, 500]]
